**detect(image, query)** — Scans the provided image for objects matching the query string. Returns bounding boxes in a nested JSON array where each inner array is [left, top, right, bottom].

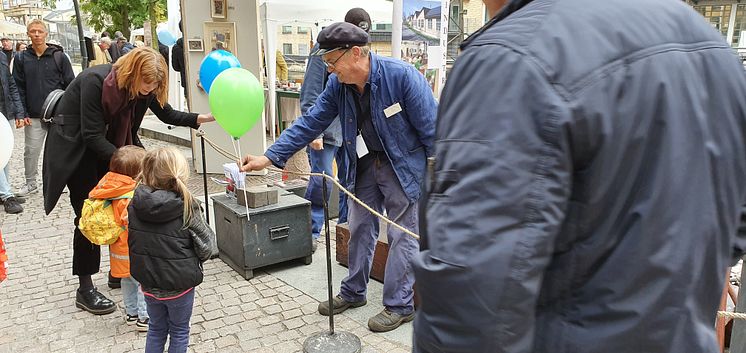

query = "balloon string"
[[232, 138, 251, 222]]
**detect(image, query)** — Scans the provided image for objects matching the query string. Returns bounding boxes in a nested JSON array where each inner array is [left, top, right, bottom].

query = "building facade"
[[686, 1, 746, 47]]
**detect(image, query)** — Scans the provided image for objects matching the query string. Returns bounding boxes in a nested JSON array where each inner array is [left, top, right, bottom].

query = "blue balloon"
[[157, 29, 177, 46], [199, 50, 241, 93]]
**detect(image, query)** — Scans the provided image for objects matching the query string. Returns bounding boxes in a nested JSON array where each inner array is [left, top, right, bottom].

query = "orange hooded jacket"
[[88, 172, 136, 278]]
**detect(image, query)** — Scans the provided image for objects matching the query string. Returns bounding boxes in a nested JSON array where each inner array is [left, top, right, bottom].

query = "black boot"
[[108, 271, 121, 289], [75, 287, 116, 315]]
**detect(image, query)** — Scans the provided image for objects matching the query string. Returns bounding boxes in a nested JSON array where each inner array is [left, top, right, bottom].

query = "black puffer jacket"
[[128, 185, 215, 293], [13, 44, 74, 118]]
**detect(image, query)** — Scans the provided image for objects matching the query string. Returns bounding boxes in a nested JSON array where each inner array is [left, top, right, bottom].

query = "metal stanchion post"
[[303, 172, 361, 353], [201, 135, 210, 225]]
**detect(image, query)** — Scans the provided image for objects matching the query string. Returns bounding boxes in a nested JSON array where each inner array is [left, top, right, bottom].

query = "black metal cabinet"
[[212, 192, 312, 279]]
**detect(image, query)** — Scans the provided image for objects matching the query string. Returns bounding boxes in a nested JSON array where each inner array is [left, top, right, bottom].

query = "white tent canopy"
[[0, 20, 27, 35], [259, 0, 394, 140], [259, 0, 393, 25]]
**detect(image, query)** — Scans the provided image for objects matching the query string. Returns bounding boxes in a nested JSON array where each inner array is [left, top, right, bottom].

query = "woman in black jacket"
[[42, 46, 214, 315]]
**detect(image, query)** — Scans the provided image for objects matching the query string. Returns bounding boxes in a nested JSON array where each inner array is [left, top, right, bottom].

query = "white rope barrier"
[[196, 130, 420, 240]]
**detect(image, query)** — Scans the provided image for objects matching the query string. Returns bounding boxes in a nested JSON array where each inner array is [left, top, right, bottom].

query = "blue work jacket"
[[266, 53, 437, 201]]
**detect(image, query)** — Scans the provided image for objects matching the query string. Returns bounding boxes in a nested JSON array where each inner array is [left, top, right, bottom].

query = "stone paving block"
[[217, 323, 242, 337], [259, 334, 281, 346], [273, 340, 302, 353], [193, 341, 218, 353], [202, 318, 226, 331], [214, 334, 238, 348], [258, 314, 282, 326], [238, 338, 262, 351], [281, 308, 303, 320], [264, 304, 282, 315]]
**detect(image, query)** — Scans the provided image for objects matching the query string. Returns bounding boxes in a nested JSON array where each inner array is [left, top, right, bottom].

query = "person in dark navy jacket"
[[413, 0, 746, 352]]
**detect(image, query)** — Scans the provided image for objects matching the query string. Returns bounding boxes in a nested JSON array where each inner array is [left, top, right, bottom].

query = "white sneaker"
[[17, 184, 38, 196]]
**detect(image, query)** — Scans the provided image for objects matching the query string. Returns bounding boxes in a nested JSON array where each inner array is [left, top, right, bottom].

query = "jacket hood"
[[88, 172, 136, 199], [27, 43, 63, 57], [131, 185, 184, 223]]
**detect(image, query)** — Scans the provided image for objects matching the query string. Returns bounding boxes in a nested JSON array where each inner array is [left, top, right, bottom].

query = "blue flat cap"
[[311, 22, 369, 56]]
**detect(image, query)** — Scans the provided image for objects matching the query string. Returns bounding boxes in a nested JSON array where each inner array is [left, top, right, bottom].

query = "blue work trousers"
[[305, 143, 349, 239], [340, 154, 419, 315]]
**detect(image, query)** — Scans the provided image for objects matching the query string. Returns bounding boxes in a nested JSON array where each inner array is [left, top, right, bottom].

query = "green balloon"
[[208, 68, 265, 138]]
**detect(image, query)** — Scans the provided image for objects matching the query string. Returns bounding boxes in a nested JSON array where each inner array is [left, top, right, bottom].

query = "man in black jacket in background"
[[13, 19, 74, 197], [171, 21, 188, 102]]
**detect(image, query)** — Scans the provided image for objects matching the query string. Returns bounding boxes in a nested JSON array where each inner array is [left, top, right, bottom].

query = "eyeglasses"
[[323, 49, 350, 70]]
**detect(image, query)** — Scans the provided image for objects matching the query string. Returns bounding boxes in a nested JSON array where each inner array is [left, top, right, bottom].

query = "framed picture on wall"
[[211, 0, 227, 19], [187, 38, 204, 52], [204, 22, 237, 54]]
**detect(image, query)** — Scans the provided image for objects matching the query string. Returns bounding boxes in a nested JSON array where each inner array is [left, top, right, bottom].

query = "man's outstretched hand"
[[240, 155, 272, 172]]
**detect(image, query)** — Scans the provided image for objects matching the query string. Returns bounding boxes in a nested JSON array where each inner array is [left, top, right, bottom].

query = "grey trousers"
[[23, 118, 46, 186]]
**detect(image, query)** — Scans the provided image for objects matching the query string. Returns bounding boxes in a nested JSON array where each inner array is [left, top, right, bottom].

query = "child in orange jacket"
[[87, 145, 148, 331]]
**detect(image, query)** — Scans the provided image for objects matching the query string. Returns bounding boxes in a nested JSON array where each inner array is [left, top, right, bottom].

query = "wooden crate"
[[335, 222, 389, 283]]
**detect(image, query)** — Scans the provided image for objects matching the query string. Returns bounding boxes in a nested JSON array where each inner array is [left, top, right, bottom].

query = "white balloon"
[[0, 114, 12, 170]]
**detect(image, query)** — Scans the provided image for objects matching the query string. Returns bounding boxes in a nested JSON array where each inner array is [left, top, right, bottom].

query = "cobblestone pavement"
[[0, 130, 413, 353]]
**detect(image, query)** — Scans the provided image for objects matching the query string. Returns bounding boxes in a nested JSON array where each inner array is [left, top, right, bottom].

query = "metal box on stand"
[[212, 192, 313, 279]]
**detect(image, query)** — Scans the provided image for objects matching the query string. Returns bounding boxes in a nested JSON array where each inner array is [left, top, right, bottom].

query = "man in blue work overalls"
[[241, 22, 437, 332]]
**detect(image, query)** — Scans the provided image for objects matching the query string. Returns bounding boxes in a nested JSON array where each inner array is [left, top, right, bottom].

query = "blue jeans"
[[121, 276, 148, 320], [0, 119, 13, 201], [306, 143, 349, 239], [144, 288, 195, 353], [339, 155, 419, 315]]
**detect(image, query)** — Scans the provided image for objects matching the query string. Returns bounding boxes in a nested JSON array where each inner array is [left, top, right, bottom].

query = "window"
[[298, 27, 309, 34], [282, 26, 292, 34], [732, 4, 746, 47], [298, 43, 309, 56], [282, 43, 293, 55], [692, 5, 731, 39], [375, 23, 392, 31]]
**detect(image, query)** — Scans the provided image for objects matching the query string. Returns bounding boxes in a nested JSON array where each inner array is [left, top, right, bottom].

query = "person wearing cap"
[[108, 31, 123, 63], [412, 0, 746, 352], [1, 37, 13, 64], [300, 8, 371, 253], [241, 21, 436, 332]]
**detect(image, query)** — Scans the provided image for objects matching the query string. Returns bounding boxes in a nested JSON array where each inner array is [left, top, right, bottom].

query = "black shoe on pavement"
[[3, 197, 23, 214], [0, 196, 25, 204], [108, 272, 121, 289], [75, 287, 116, 315], [136, 318, 149, 332], [318, 294, 367, 316]]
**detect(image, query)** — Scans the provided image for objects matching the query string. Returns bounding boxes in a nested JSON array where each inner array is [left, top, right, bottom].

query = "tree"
[[45, 0, 167, 41]]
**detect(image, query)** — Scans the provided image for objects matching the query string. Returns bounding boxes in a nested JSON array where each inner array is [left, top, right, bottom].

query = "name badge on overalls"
[[356, 133, 369, 158]]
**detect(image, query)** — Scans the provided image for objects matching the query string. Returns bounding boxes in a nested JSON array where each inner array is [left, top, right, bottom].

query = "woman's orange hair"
[[112, 46, 169, 107]]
